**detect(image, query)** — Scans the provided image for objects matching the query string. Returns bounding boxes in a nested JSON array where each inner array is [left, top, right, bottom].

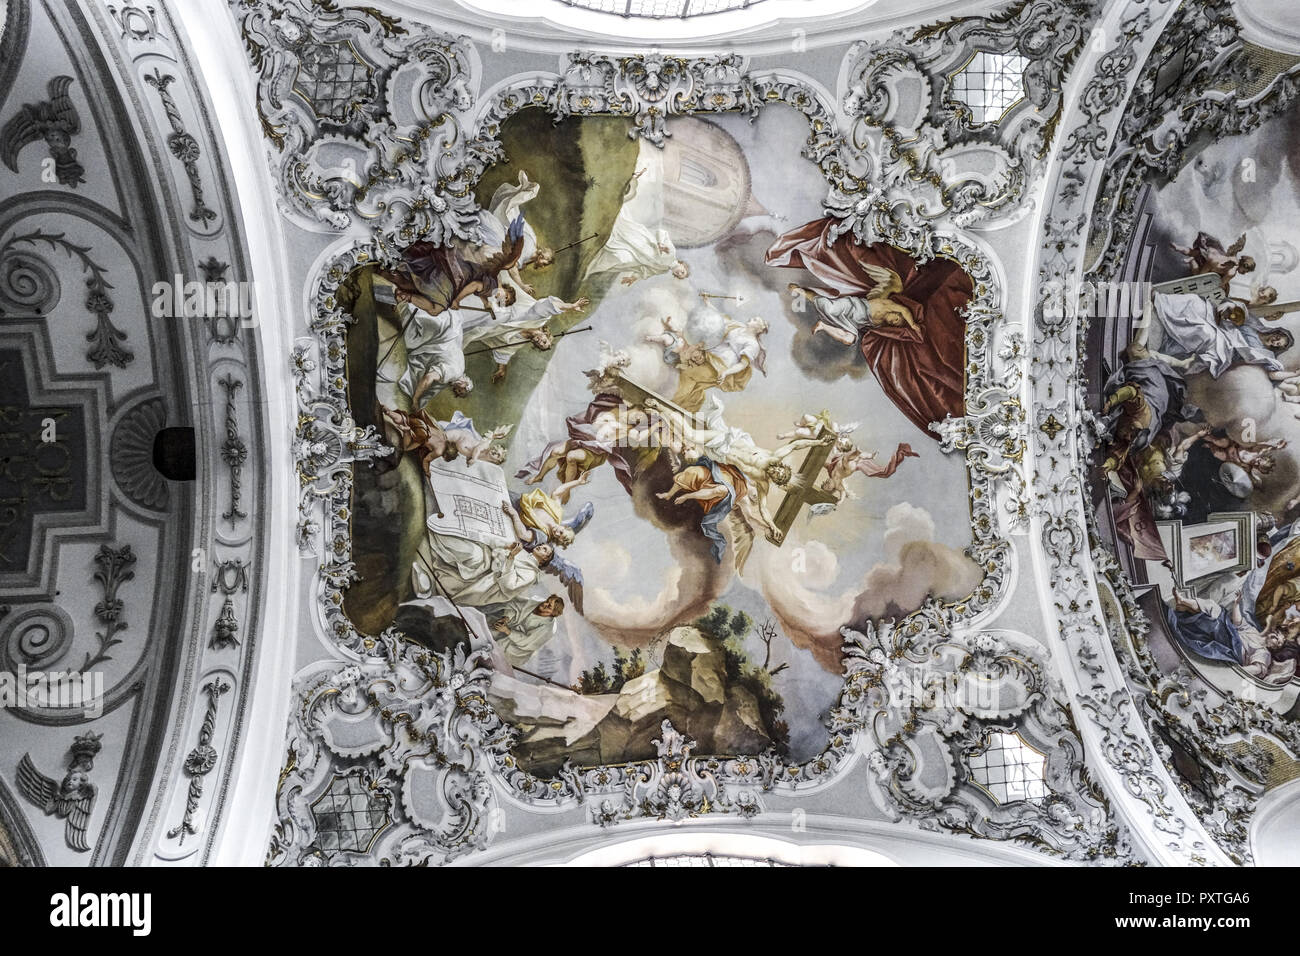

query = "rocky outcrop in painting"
[[490, 609, 791, 775]]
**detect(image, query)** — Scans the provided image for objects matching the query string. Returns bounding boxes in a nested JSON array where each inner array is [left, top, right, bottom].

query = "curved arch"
[[1023, 0, 1232, 865], [462, 816, 1070, 866], [170, 0, 304, 866], [1249, 776, 1300, 865], [561, 830, 898, 867], [0, 775, 46, 867], [387, 0, 978, 51]]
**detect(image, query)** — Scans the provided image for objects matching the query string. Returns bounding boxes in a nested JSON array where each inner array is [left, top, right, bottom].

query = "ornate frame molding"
[[1061, 0, 1300, 864], [247, 1, 1126, 866], [1027, 0, 1240, 866]]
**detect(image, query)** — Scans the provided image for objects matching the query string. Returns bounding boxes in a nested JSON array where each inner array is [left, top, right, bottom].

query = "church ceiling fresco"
[[1078, 0, 1300, 863], [10, 0, 1300, 875], [263, 0, 1136, 867], [342, 106, 983, 775]]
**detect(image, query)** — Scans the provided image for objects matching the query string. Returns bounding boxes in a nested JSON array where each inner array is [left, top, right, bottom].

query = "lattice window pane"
[[948, 50, 1028, 125], [558, 0, 759, 18], [293, 42, 374, 122], [310, 774, 390, 853], [967, 732, 1049, 804]]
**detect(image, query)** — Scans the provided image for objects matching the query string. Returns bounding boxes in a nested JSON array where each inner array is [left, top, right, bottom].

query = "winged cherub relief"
[[17, 732, 102, 852], [0, 75, 85, 187]]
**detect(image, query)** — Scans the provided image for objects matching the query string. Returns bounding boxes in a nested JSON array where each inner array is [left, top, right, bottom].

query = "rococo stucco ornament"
[[1028, 0, 1242, 865], [252, 1, 1152, 867], [835, 0, 1098, 252], [236, 0, 481, 243], [1059, 0, 1300, 864]]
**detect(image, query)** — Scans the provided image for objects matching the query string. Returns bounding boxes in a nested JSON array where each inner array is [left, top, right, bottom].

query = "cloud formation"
[[576, 459, 733, 647], [751, 502, 983, 672], [715, 229, 870, 384]]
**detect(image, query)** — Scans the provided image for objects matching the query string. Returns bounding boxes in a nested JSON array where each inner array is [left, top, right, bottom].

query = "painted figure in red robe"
[[766, 217, 972, 439]]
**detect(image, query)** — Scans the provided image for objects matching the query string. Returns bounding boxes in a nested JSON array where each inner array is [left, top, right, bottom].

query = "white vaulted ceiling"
[[395, 0, 984, 45], [3, 0, 1300, 872]]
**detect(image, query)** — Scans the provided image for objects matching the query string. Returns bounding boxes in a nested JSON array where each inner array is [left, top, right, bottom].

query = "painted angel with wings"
[[777, 411, 854, 442], [1170, 231, 1256, 293], [582, 340, 632, 392], [792, 263, 921, 345], [767, 218, 971, 439], [500, 489, 593, 612], [503, 485, 594, 549], [535, 545, 586, 614], [494, 537, 585, 614], [820, 436, 919, 504]]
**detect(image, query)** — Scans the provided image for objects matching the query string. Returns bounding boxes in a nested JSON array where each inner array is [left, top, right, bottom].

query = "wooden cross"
[[610, 373, 833, 548], [767, 424, 837, 546], [609, 373, 698, 424]]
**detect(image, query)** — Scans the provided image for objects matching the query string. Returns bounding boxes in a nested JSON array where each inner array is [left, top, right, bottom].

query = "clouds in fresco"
[[752, 502, 982, 672]]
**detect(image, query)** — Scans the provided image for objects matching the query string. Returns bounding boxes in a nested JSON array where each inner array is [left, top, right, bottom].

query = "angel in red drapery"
[[765, 217, 972, 439]]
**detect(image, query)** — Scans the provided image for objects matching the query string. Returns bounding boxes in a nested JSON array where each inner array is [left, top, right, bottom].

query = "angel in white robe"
[[710, 317, 769, 379], [394, 292, 473, 406], [585, 218, 690, 286], [462, 283, 589, 383], [583, 158, 690, 286]]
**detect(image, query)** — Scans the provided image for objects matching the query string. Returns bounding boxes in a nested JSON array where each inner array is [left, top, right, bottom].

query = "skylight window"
[[947, 50, 1029, 125], [967, 732, 1049, 804], [625, 853, 795, 866], [558, 0, 760, 17]]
